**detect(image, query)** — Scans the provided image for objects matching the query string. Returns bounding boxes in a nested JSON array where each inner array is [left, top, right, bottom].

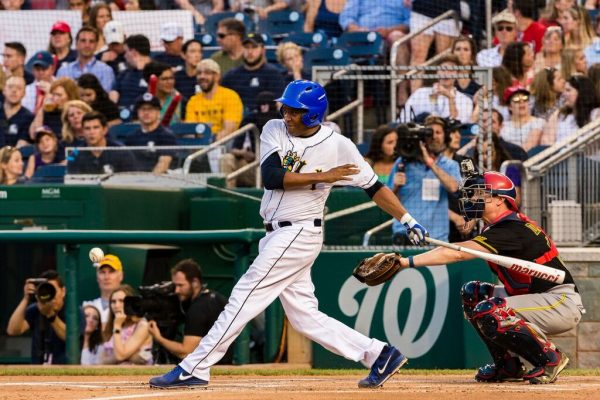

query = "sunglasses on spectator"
[[496, 25, 514, 32], [217, 32, 232, 39], [511, 94, 529, 103]]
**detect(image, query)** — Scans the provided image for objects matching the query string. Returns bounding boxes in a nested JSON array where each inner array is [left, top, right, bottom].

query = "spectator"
[[231, 0, 294, 20], [561, 46, 588, 78], [409, 0, 461, 93], [68, 0, 91, 25], [1, 0, 24, 9], [147, 259, 233, 363], [143, 61, 184, 125], [175, 0, 223, 25], [89, 2, 113, 53], [57, 26, 116, 93], [502, 42, 535, 87], [588, 62, 600, 100], [1, 76, 34, 148], [125, 94, 176, 174], [451, 36, 481, 98], [539, 0, 575, 28], [81, 253, 124, 325], [558, 6, 594, 48], [47, 21, 77, 71], [530, 66, 565, 120], [185, 59, 243, 140], [23, 51, 57, 115], [30, 76, 79, 140], [77, 73, 121, 126], [477, 11, 518, 68], [0, 145, 24, 184], [387, 115, 461, 244], [471, 133, 522, 206], [221, 33, 287, 113], [542, 75, 600, 145], [98, 20, 127, 76], [81, 305, 105, 365], [533, 26, 564, 73], [500, 86, 544, 151], [102, 285, 153, 365], [61, 99, 93, 146], [155, 22, 185, 68], [25, 126, 64, 178], [111, 34, 153, 110], [210, 18, 246, 76], [364, 123, 398, 183], [276, 42, 310, 83], [175, 39, 203, 100], [69, 112, 137, 174], [219, 91, 277, 188], [512, 0, 547, 53], [403, 54, 473, 124], [304, 0, 344, 37], [2, 42, 34, 85], [6, 270, 75, 364], [471, 65, 513, 123]]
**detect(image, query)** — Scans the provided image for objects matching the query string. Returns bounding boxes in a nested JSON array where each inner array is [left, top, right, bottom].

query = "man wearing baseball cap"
[[23, 51, 56, 114], [476, 10, 518, 67], [221, 33, 286, 112], [82, 253, 124, 325], [125, 93, 177, 174], [49, 21, 77, 70], [155, 22, 185, 68], [98, 20, 127, 76]]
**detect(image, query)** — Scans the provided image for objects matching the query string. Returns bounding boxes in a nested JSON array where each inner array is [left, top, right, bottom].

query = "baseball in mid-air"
[[89, 247, 105, 264]]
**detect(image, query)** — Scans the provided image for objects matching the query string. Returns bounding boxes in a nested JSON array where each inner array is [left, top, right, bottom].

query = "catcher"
[[354, 163, 584, 384]]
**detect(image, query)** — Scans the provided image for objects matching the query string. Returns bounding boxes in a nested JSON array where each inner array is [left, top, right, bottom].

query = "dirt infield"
[[1, 374, 600, 400]]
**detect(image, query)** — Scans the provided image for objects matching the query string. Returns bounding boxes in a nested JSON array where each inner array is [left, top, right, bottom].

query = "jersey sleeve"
[[259, 119, 283, 165], [337, 136, 378, 189], [472, 222, 524, 254]]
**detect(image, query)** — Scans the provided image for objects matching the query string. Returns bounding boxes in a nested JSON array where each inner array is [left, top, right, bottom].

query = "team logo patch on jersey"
[[282, 150, 307, 173]]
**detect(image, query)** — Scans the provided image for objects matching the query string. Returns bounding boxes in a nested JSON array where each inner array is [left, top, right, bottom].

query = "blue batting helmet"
[[276, 80, 328, 128]]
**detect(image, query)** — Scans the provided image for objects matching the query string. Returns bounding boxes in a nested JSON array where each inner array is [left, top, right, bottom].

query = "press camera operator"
[[147, 259, 233, 363], [386, 115, 462, 244], [6, 270, 80, 364]]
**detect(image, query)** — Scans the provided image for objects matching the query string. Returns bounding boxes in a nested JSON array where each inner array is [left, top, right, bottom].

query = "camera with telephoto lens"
[[28, 278, 56, 303], [395, 122, 434, 160], [124, 281, 184, 324]]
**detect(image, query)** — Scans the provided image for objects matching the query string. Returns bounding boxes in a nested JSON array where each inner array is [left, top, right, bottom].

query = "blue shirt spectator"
[[339, 0, 410, 31], [125, 125, 177, 172], [1, 101, 34, 147]]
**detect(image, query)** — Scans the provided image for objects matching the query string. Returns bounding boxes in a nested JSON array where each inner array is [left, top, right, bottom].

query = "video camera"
[[124, 281, 184, 326], [395, 123, 434, 160], [28, 278, 56, 303]]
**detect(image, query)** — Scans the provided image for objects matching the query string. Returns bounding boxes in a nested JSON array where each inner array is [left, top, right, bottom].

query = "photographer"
[[6, 270, 78, 364], [387, 116, 462, 245], [147, 259, 233, 363]]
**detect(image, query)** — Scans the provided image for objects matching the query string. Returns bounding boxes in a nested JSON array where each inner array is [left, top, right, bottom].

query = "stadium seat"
[[203, 11, 254, 35], [108, 123, 140, 141], [30, 164, 66, 183], [170, 123, 213, 143], [282, 31, 328, 48], [18, 144, 35, 160], [262, 10, 305, 38], [527, 145, 549, 158], [259, 33, 279, 63], [336, 31, 383, 62], [303, 47, 350, 70], [195, 33, 219, 57]]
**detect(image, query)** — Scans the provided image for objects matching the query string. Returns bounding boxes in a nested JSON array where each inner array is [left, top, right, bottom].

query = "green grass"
[[1, 365, 599, 377]]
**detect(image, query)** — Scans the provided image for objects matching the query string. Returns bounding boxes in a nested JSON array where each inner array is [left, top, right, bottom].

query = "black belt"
[[265, 219, 322, 232]]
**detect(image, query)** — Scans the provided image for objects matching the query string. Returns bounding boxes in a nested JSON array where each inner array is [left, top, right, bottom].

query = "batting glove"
[[400, 213, 429, 246]]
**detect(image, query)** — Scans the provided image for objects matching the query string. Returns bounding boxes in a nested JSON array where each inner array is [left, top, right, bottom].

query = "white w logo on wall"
[[338, 267, 449, 358]]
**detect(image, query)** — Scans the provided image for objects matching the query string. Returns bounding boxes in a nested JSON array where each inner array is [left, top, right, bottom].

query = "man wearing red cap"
[[392, 166, 584, 385], [49, 21, 77, 70]]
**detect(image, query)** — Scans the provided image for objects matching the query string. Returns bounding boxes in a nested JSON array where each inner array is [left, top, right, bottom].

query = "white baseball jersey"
[[259, 119, 379, 222]]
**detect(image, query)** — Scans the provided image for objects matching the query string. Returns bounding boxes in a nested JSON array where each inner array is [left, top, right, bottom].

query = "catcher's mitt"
[[352, 252, 404, 286]]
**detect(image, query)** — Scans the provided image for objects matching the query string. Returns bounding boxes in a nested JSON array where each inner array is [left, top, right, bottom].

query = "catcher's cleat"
[[526, 349, 569, 384], [475, 356, 526, 382], [358, 345, 407, 388]]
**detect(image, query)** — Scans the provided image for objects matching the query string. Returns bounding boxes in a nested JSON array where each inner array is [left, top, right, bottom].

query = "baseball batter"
[[394, 166, 584, 384], [150, 80, 429, 389]]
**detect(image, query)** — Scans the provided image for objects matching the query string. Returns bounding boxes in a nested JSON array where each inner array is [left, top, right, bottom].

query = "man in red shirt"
[[512, 0, 546, 53]]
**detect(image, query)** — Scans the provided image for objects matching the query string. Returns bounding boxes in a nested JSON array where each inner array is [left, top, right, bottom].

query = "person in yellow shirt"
[[185, 59, 243, 140]]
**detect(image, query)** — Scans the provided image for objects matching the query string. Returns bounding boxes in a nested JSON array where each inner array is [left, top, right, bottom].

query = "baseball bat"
[[424, 237, 566, 284], [161, 93, 181, 126], [148, 74, 158, 95]]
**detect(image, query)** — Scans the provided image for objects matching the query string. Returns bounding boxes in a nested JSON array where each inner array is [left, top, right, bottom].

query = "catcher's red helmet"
[[484, 171, 518, 211]]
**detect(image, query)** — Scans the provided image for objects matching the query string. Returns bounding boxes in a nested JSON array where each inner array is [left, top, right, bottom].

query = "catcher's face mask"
[[459, 177, 492, 221]]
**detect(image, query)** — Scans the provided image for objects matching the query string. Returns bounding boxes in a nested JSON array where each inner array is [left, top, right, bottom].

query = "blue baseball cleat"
[[358, 345, 408, 388], [149, 365, 208, 389]]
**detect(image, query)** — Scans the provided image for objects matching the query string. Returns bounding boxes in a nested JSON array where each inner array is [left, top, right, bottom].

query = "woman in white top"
[[542, 75, 600, 145], [102, 285, 153, 365], [530, 67, 566, 120], [81, 305, 105, 365], [500, 86, 545, 151]]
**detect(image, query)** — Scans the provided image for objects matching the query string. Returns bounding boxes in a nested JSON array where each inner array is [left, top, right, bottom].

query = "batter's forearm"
[[372, 186, 408, 220]]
